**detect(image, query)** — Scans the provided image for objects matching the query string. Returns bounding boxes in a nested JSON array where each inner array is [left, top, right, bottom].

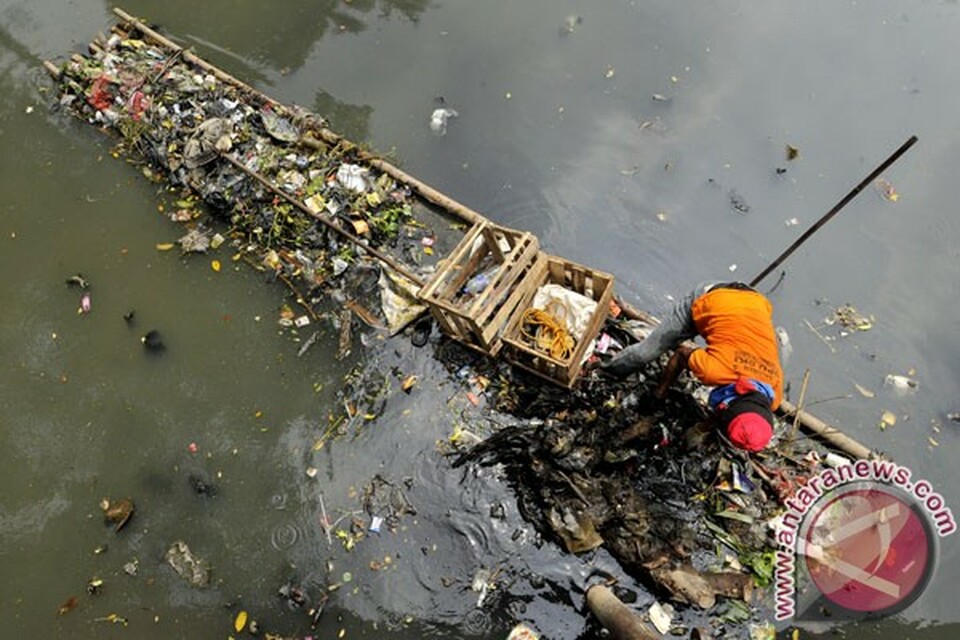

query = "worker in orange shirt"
[[602, 281, 783, 452]]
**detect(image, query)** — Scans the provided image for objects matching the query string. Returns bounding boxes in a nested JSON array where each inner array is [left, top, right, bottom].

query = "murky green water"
[[2, 1, 958, 638]]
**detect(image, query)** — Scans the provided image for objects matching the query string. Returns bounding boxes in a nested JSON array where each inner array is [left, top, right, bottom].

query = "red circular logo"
[[801, 486, 934, 616]]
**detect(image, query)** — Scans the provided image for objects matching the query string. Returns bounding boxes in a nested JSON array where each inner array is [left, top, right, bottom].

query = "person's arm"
[[654, 343, 696, 398]]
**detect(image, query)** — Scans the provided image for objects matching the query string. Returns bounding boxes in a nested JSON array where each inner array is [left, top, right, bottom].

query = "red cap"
[[726, 412, 773, 452]]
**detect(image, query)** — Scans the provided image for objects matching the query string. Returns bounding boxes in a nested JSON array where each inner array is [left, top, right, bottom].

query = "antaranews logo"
[[773, 459, 956, 621]]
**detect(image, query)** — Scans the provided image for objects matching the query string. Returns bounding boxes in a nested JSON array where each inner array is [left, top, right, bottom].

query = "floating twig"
[[803, 318, 835, 353], [318, 493, 333, 546]]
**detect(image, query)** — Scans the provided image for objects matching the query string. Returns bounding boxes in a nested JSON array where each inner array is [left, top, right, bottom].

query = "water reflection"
[[115, 0, 432, 71]]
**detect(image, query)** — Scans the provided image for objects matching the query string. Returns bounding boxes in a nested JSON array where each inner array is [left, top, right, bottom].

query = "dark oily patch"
[[444, 317, 827, 616]]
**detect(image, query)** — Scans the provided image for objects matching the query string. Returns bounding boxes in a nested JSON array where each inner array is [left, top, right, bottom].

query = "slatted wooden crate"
[[417, 221, 541, 354], [501, 255, 615, 387]]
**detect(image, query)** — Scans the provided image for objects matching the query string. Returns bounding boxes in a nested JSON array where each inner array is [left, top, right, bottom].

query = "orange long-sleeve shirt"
[[686, 288, 783, 410]]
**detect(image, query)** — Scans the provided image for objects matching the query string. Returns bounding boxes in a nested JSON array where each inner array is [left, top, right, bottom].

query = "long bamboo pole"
[[777, 399, 875, 460], [586, 585, 659, 640], [750, 135, 918, 287], [111, 7, 486, 228]]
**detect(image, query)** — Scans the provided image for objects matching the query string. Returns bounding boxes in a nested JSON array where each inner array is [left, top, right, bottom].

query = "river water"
[[1, 1, 958, 638]]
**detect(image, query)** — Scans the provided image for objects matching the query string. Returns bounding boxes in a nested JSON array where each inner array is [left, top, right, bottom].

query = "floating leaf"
[[854, 383, 875, 398], [211, 260, 221, 272], [876, 178, 899, 202], [234, 610, 248, 633], [880, 410, 897, 430], [351, 219, 370, 235], [714, 509, 755, 524], [401, 375, 418, 393], [786, 144, 799, 161], [156, 242, 175, 251], [58, 596, 79, 616]]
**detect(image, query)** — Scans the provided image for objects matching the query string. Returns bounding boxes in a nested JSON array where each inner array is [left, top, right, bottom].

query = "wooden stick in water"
[[750, 135, 918, 287]]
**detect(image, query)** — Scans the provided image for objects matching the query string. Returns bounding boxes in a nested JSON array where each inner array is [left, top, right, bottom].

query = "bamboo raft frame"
[[42, 8, 880, 462]]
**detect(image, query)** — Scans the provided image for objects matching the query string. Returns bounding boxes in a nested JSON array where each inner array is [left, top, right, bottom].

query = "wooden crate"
[[501, 255, 614, 387], [417, 221, 541, 354]]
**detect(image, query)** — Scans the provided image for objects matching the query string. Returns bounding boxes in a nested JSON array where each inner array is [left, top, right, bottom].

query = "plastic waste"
[[380, 270, 427, 335], [531, 283, 598, 341], [507, 623, 539, 640], [775, 326, 792, 362], [885, 374, 918, 392], [429, 108, 458, 136], [463, 266, 499, 296], [336, 163, 369, 193], [648, 601, 673, 634], [824, 452, 852, 468]]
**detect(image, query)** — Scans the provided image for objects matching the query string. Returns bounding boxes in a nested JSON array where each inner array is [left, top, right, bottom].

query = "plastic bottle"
[[463, 266, 498, 295]]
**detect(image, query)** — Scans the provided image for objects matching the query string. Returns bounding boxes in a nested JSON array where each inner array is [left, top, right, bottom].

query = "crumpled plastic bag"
[[379, 269, 427, 335], [532, 283, 597, 341], [429, 108, 458, 136], [336, 163, 369, 193]]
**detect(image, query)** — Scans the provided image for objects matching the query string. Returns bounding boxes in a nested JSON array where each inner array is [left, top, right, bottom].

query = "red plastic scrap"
[[129, 90, 146, 121], [88, 76, 113, 111]]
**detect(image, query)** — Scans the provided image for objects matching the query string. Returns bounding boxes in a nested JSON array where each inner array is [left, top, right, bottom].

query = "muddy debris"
[[362, 474, 416, 531], [442, 312, 831, 622], [165, 540, 211, 588]]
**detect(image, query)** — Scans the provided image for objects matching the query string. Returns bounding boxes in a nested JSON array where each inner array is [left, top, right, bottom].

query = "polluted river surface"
[[1, 1, 959, 639]]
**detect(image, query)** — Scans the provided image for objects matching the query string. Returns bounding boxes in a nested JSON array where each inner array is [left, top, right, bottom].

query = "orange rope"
[[519, 301, 575, 360]]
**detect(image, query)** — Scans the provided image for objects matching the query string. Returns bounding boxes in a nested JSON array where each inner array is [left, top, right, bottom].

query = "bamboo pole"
[[43, 60, 61, 78], [221, 154, 425, 287], [777, 399, 876, 460], [111, 7, 487, 228], [586, 585, 659, 640], [786, 368, 811, 449], [750, 135, 918, 287]]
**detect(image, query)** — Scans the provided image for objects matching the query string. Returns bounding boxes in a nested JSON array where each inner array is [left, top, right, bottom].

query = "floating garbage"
[[65, 273, 89, 290], [826, 303, 872, 332], [775, 326, 791, 361], [507, 623, 539, 640], [429, 108, 458, 136], [165, 540, 211, 588], [100, 497, 134, 531], [648, 601, 673, 634], [336, 163, 369, 193], [885, 373, 918, 391], [471, 568, 492, 608], [558, 14, 582, 36]]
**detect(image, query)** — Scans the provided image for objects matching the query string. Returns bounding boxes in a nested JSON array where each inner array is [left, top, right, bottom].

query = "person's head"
[[719, 391, 774, 452]]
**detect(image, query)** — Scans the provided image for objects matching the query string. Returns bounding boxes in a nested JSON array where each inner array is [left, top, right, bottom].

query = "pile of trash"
[[443, 312, 832, 635], [51, 25, 458, 335]]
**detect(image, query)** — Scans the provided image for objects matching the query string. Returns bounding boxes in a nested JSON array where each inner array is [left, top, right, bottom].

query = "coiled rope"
[[519, 300, 575, 360]]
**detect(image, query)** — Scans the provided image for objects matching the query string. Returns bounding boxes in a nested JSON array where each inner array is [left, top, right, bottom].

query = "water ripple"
[[270, 522, 301, 550]]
